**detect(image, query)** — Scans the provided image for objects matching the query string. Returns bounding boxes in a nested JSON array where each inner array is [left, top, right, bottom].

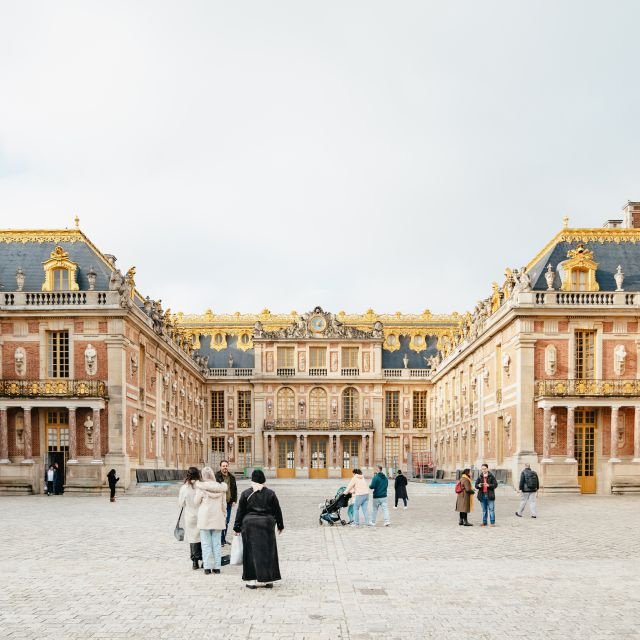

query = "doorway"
[[575, 409, 596, 494], [276, 437, 296, 478], [309, 437, 328, 479], [46, 410, 69, 494], [342, 437, 360, 479]]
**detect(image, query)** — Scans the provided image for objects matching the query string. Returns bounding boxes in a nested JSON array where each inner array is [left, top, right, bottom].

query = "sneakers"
[[480, 523, 487, 527], [531, 516, 537, 519], [515, 512, 522, 517], [393, 506, 398, 510], [384, 522, 390, 527], [404, 506, 408, 510], [367, 523, 376, 527], [490, 524, 496, 527]]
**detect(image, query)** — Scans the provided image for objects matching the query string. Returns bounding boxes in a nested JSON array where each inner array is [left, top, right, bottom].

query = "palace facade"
[[2, 203, 640, 495]]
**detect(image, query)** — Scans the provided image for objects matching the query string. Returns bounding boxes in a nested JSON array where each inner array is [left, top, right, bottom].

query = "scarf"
[[251, 482, 264, 493]]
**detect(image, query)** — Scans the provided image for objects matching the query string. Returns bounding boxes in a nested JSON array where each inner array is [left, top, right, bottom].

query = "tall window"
[[48, 331, 69, 378], [52, 268, 70, 291], [384, 437, 400, 467], [309, 388, 327, 420], [277, 388, 295, 419], [309, 347, 327, 368], [341, 347, 359, 368], [385, 391, 400, 428], [277, 347, 295, 368], [575, 330, 596, 379], [210, 391, 224, 428], [342, 387, 359, 420], [413, 391, 427, 428], [572, 269, 588, 291], [238, 391, 252, 427], [237, 437, 252, 467]]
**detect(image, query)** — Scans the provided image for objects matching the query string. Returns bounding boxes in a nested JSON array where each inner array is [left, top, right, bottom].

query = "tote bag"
[[230, 534, 243, 565], [174, 507, 185, 542]]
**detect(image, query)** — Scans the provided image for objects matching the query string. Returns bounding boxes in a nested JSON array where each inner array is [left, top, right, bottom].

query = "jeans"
[[47, 481, 54, 495], [371, 497, 390, 524], [354, 495, 370, 526], [200, 529, 222, 570], [221, 503, 233, 544], [479, 497, 495, 524], [518, 492, 537, 516]]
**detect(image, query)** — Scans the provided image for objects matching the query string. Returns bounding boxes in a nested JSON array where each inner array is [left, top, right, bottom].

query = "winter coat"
[[369, 472, 389, 498], [346, 474, 369, 496], [394, 474, 408, 500], [475, 472, 498, 502], [178, 482, 201, 543], [519, 469, 539, 493], [455, 475, 474, 513], [215, 470, 238, 504], [194, 480, 228, 530], [107, 473, 119, 490]]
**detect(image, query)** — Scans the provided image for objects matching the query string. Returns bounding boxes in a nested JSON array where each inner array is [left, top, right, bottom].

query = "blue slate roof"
[[195, 335, 255, 368], [0, 240, 113, 291], [528, 240, 640, 291], [381, 335, 438, 369]]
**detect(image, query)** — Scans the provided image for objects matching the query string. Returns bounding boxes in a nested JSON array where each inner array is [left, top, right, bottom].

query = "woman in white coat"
[[178, 467, 202, 570], [194, 467, 228, 574]]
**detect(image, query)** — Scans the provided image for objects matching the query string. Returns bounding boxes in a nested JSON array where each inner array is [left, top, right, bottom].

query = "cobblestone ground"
[[1, 480, 640, 640]]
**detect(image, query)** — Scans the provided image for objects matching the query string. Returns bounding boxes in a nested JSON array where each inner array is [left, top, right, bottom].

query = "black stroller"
[[319, 487, 352, 526]]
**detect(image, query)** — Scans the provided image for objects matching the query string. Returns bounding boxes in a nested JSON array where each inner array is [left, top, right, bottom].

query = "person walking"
[[107, 469, 119, 503], [233, 469, 284, 589], [394, 470, 409, 509], [178, 467, 203, 570], [53, 462, 64, 495], [369, 465, 391, 527], [46, 465, 56, 496], [345, 468, 370, 527], [215, 460, 237, 546], [475, 464, 498, 526], [194, 467, 228, 575], [516, 463, 539, 518], [455, 468, 475, 526]]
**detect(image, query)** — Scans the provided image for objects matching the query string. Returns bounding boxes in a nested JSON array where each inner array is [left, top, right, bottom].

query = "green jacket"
[[369, 472, 388, 499]]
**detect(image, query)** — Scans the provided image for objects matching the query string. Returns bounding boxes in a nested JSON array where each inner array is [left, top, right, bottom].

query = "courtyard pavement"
[[1, 479, 639, 640]]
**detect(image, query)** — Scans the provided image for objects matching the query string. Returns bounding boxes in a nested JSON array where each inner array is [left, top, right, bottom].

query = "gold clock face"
[[309, 315, 327, 333]]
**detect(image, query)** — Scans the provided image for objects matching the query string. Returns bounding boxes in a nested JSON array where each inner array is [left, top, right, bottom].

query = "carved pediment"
[[254, 306, 384, 340]]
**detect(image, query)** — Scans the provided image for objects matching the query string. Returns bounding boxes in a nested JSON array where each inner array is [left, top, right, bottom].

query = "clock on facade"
[[309, 315, 327, 333]]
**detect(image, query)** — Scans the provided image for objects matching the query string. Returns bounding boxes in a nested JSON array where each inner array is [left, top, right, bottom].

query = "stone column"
[[263, 433, 269, 469], [0, 408, 9, 463], [67, 408, 78, 464], [565, 406, 576, 462], [610, 406, 620, 462], [22, 407, 33, 463], [542, 406, 552, 462], [92, 407, 103, 463], [362, 434, 367, 468], [634, 406, 640, 463]]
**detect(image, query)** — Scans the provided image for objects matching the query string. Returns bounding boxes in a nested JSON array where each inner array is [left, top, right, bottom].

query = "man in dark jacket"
[[516, 463, 539, 518], [369, 465, 390, 527], [215, 460, 238, 545], [475, 464, 498, 526]]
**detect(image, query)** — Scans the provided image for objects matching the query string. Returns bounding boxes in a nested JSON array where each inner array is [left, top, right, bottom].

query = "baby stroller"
[[319, 486, 352, 526]]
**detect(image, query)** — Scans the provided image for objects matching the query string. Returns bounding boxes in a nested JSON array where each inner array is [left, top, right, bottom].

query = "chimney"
[[623, 201, 640, 228], [603, 219, 623, 228]]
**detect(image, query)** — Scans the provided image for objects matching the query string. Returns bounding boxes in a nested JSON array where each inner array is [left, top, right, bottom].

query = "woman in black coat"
[[394, 470, 409, 509], [107, 469, 119, 503], [233, 469, 284, 589]]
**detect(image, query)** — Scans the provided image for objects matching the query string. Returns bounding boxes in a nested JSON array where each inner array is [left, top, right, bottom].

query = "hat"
[[251, 469, 266, 484]]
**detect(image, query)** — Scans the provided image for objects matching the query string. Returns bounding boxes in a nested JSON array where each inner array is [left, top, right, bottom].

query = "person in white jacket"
[[194, 467, 228, 574], [346, 469, 371, 527], [178, 467, 202, 570]]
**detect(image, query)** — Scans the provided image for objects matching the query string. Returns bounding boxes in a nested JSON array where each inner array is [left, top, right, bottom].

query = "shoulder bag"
[[174, 506, 185, 541]]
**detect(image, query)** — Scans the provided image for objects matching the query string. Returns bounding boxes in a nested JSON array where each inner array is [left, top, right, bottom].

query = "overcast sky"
[[1, 1, 639, 316]]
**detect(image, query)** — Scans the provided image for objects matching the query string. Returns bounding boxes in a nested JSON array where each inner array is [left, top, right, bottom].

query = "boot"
[[110, 497, 115, 503], [192, 559, 199, 570]]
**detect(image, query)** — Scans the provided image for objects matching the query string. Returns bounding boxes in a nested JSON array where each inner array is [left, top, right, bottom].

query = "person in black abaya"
[[233, 469, 284, 589]]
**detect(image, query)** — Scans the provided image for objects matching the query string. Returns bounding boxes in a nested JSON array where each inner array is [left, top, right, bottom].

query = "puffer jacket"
[[193, 480, 227, 530]]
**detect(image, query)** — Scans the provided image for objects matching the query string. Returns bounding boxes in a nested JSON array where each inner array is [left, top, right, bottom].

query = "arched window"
[[342, 387, 359, 421], [309, 388, 327, 420], [277, 388, 295, 420]]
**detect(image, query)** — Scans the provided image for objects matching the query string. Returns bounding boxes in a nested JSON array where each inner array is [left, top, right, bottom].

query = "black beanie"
[[251, 469, 266, 484]]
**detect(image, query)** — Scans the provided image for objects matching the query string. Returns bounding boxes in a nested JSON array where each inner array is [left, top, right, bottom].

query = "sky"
[[1, 1, 639, 317]]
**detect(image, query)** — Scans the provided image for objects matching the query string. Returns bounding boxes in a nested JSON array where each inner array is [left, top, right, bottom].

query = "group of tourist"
[[345, 465, 410, 527], [178, 461, 284, 589], [44, 462, 63, 496], [456, 463, 539, 526]]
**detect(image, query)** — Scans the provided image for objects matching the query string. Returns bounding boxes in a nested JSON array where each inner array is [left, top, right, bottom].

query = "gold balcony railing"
[[0, 379, 108, 398], [263, 419, 374, 431], [536, 379, 640, 398]]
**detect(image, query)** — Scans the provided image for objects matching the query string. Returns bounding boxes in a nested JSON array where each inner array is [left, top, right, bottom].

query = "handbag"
[[174, 507, 185, 542], [221, 554, 231, 566], [230, 534, 243, 565]]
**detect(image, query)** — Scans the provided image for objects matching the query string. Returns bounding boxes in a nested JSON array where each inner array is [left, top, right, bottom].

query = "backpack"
[[455, 479, 464, 494], [523, 469, 538, 492]]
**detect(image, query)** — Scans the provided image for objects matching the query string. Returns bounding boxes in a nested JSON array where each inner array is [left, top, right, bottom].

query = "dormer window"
[[558, 244, 599, 292], [42, 246, 79, 292]]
